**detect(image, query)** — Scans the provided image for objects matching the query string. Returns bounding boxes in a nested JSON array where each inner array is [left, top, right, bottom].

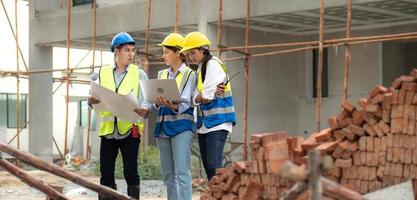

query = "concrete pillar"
[[28, 1, 53, 161], [197, 0, 207, 34]]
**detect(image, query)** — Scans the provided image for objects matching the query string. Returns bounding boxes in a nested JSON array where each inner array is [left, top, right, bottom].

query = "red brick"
[[335, 158, 352, 168], [332, 145, 345, 158], [333, 130, 346, 141], [371, 94, 385, 104], [383, 108, 391, 123], [327, 117, 339, 130], [358, 98, 368, 109], [353, 110, 366, 125], [378, 121, 390, 135], [406, 92, 416, 106], [301, 134, 318, 151], [391, 105, 404, 119], [348, 124, 365, 136], [380, 136, 387, 151], [402, 119, 410, 134], [341, 167, 352, 179], [369, 85, 388, 99], [343, 128, 357, 141], [314, 128, 333, 142], [353, 151, 361, 166], [404, 105, 415, 120], [372, 124, 385, 137], [366, 104, 379, 113], [403, 164, 411, 178], [403, 82, 417, 91], [364, 113, 378, 125], [360, 180, 369, 194], [360, 151, 367, 165], [369, 167, 377, 180], [359, 137, 366, 151], [386, 134, 394, 147], [364, 124, 377, 137], [315, 141, 338, 154], [339, 118, 353, 128], [399, 148, 406, 163], [408, 120, 415, 135], [265, 141, 289, 162], [413, 93, 417, 105], [267, 159, 286, 174], [234, 161, 248, 174], [238, 186, 248, 199], [367, 152, 379, 166], [395, 163, 404, 177], [378, 150, 386, 165], [399, 89, 407, 104], [377, 166, 385, 178], [223, 173, 238, 191], [341, 101, 355, 113], [391, 118, 403, 134], [366, 137, 374, 152], [415, 122, 417, 135], [391, 90, 400, 104], [260, 131, 289, 147], [337, 110, 351, 122], [373, 137, 381, 152], [393, 148, 401, 163], [391, 77, 402, 89], [413, 149, 417, 165], [387, 147, 393, 162], [382, 93, 392, 110], [240, 174, 249, 187], [400, 75, 416, 82], [405, 149, 412, 164]]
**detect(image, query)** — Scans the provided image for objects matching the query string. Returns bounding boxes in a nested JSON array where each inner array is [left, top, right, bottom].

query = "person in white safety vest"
[[181, 32, 236, 180]]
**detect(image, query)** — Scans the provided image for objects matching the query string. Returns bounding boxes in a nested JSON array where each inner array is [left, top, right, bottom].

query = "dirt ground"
[[0, 171, 201, 200]]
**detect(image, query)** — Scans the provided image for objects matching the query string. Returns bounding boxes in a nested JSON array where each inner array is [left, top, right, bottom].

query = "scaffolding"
[[0, 0, 417, 198]]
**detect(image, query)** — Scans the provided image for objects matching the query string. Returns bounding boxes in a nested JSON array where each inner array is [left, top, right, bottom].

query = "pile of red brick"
[[290, 69, 417, 195], [201, 69, 417, 199], [200, 131, 294, 200]]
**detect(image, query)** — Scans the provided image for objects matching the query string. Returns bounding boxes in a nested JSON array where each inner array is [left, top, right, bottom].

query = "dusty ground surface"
[[0, 171, 201, 200]]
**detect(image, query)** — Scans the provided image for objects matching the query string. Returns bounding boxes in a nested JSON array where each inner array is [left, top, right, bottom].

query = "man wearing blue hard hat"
[[88, 32, 151, 199]]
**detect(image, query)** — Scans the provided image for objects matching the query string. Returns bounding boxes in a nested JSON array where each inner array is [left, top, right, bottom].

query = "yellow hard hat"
[[180, 32, 211, 53], [158, 33, 185, 48]]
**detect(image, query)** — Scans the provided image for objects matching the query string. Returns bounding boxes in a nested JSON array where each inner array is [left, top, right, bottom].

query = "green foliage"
[[90, 146, 162, 180]]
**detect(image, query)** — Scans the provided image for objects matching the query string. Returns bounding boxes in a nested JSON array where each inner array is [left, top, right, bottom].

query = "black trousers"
[[198, 130, 228, 180], [100, 133, 140, 186]]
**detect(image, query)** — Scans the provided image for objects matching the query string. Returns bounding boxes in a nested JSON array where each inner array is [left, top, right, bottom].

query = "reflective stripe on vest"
[[98, 64, 144, 136], [197, 57, 236, 129], [154, 66, 195, 137]]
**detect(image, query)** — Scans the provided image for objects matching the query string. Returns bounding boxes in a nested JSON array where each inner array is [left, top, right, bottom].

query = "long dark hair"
[[200, 47, 213, 82]]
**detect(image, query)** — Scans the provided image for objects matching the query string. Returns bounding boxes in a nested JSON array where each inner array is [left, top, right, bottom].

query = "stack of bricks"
[[200, 131, 294, 200], [290, 69, 417, 195]]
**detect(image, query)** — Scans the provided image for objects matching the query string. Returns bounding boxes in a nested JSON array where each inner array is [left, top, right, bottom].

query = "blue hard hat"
[[110, 32, 136, 52]]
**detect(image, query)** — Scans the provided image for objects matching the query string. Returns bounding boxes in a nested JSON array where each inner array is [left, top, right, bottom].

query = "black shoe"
[[127, 185, 140, 199], [98, 184, 117, 200]]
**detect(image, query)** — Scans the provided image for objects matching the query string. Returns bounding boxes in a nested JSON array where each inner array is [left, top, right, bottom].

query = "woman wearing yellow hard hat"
[[153, 33, 196, 200], [181, 31, 236, 181]]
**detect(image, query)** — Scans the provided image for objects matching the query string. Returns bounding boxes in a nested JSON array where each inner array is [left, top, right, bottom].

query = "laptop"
[[140, 79, 181, 103]]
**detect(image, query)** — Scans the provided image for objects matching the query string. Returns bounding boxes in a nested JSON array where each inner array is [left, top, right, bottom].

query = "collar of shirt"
[[167, 62, 186, 78], [113, 63, 129, 74]]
